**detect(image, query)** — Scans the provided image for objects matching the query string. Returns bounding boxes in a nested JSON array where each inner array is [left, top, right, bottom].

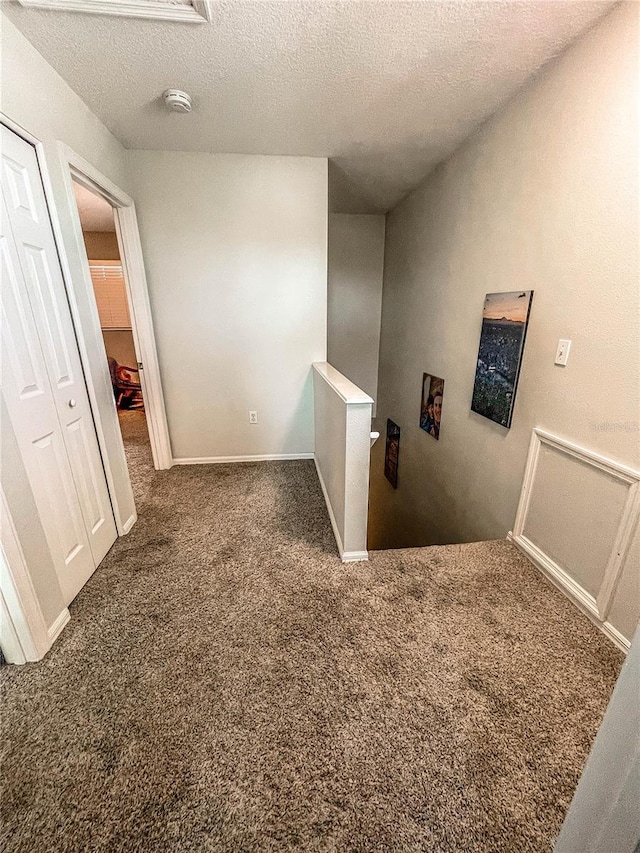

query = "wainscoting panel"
[[606, 525, 640, 643], [512, 429, 640, 652]]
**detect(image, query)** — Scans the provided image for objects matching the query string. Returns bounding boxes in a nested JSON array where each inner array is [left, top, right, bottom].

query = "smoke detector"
[[163, 89, 192, 113]]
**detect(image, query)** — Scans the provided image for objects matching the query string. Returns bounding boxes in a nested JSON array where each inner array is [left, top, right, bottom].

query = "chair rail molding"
[[510, 428, 640, 653]]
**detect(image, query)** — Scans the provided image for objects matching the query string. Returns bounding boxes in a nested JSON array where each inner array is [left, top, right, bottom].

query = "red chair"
[[108, 357, 143, 409]]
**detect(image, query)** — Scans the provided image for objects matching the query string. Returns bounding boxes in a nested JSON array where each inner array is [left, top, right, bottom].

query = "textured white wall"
[[0, 17, 133, 628], [127, 151, 328, 460], [327, 214, 385, 412], [370, 3, 639, 557]]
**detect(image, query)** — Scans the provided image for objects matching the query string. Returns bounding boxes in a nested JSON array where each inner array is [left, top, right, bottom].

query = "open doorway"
[[72, 180, 152, 487]]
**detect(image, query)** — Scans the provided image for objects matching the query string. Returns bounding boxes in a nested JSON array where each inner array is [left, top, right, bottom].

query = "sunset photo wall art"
[[471, 291, 534, 428]]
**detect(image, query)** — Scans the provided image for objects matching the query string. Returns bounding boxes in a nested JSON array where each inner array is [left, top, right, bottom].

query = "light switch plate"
[[555, 339, 571, 366]]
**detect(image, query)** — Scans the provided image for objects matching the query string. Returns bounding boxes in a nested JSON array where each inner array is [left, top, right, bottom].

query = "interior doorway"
[[1, 123, 118, 609], [1, 119, 171, 662], [71, 181, 151, 487]]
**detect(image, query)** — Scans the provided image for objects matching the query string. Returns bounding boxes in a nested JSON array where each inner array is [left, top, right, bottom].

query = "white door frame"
[[59, 144, 172, 472], [0, 116, 170, 661]]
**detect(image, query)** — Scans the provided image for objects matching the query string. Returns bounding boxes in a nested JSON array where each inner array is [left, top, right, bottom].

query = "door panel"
[[65, 416, 106, 535], [0, 236, 46, 401], [22, 244, 75, 389], [1, 126, 117, 580], [32, 430, 87, 570], [2, 154, 38, 222], [1, 194, 96, 603]]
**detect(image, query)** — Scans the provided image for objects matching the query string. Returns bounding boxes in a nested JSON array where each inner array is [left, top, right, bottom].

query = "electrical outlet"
[[249, 411, 258, 424]]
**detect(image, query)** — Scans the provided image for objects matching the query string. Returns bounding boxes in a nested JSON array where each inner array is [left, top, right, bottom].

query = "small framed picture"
[[420, 373, 445, 440], [384, 419, 401, 488]]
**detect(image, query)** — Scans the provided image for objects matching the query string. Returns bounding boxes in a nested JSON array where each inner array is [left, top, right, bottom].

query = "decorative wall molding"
[[511, 428, 639, 654], [599, 621, 632, 654], [16, 0, 213, 23], [510, 534, 631, 654]]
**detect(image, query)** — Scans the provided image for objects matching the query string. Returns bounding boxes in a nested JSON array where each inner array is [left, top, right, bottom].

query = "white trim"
[[0, 589, 27, 666], [341, 551, 370, 563], [0, 488, 51, 663], [511, 537, 630, 655], [114, 200, 173, 470], [313, 456, 369, 564], [16, 0, 213, 23], [173, 453, 314, 465], [0, 115, 140, 537], [47, 608, 71, 643], [192, 0, 213, 21], [597, 480, 640, 620], [513, 534, 600, 618], [122, 514, 137, 534], [312, 362, 374, 405], [600, 622, 632, 654], [511, 428, 640, 654], [314, 456, 345, 558], [60, 144, 173, 474]]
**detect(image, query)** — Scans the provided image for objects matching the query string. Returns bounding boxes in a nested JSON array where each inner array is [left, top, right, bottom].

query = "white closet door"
[[1, 126, 117, 604]]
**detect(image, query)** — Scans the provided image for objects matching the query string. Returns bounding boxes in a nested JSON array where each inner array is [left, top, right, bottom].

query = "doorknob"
[[68, 399, 77, 408]]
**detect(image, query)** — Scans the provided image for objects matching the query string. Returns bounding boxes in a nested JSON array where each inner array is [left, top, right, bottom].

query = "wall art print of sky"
[[471, 290, 534, 428]]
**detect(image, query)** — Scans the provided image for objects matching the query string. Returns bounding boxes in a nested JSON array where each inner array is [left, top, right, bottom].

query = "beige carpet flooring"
[[1, 411, 623, 852]]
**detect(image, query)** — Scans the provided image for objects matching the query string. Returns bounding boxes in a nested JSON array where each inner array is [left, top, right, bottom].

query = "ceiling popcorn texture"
[[4, 0, 615, 212]]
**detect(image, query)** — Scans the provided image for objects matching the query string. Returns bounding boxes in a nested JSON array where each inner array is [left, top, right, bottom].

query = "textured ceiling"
[[73, 181, 115, 232], [5, 0, 615, 212]]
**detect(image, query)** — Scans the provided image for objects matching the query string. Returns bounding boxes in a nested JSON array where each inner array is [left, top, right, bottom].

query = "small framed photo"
[[420, 373, 445, 440], [384, 419, 401, 488]]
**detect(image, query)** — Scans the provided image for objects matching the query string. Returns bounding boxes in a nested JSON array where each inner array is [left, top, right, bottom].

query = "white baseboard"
[[600, 621, 631, 654], [341, 550, 370, 563], [122, 513, 137, 535], [172, 453, 314, 465], [314, 457, 344, 557], [515, 534, 600, 617], [511, 534, 630, 654], [313, 456, 369, 563], [47, 608, 70, 643]]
